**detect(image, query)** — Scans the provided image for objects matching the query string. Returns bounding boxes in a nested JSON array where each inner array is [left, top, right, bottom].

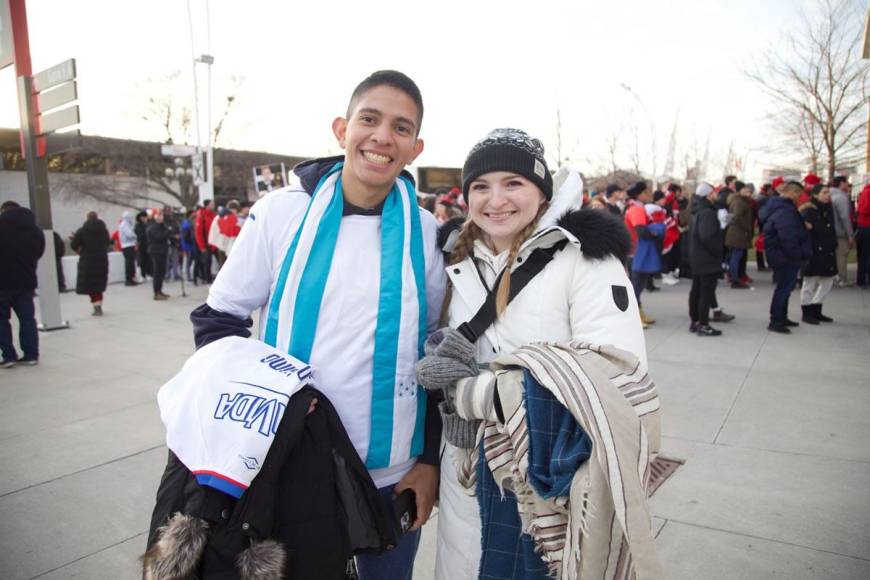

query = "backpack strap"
[[457, 239, 568, 343]]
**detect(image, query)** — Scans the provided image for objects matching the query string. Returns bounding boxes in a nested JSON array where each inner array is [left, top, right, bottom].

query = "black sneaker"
[[731, 282, 750, 289], [1, 359, 15, 369], [689, 322, 700, 333], [784, 319, 800, 327], [768, 324, 791, 334], [18, 358, 38, 366], [695, 324, 722, 336]]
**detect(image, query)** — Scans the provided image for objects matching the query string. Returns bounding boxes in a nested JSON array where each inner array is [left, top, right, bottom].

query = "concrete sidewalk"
[[0, 267, 868, 579]]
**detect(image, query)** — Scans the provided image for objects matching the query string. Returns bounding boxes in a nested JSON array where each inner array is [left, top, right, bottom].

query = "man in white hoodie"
[[118, 211, 139, 286]]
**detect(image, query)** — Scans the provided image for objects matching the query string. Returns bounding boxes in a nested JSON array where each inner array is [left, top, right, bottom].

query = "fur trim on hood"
[[556, 208, 631, 262]]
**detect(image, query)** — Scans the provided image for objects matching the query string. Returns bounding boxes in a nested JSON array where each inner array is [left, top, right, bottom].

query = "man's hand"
[[394, 463, 439, 532]]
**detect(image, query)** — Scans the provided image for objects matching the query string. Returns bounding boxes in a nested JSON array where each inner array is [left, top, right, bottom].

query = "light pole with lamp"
[[620, 83, 659, 189], [186, 0, 214, 205]]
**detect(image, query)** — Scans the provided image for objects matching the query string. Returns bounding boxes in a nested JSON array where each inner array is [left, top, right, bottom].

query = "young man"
[[830, 176, 855, 286], [0, 201, 45, 367], [602, 183, 625, 217], [190, 71, 446, 579], [725, 181, 754, 289], [761, 181, 812, 333], [688, 183, 724, 336]]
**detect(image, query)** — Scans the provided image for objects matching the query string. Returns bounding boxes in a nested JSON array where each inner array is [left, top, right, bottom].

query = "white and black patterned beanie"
[[462, 128, 553, 202]]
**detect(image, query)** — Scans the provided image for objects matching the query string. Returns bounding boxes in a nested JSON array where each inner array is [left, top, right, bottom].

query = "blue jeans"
[[729, 248, 745, 281], [770, 263, 800, 326], [355, 485, 422, 580], [0, 290, 39, 362]]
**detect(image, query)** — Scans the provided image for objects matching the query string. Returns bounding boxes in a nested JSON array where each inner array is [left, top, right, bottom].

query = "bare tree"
[[748, 0, 868, 180], [56, 72, 245, 210]]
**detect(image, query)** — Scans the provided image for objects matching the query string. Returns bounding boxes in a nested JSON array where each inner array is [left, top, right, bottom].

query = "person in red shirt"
[[194, 199, 217, 283], [215, 200, 243, 264], [624, 180, 656, 326], [856, 183, 870, 287]]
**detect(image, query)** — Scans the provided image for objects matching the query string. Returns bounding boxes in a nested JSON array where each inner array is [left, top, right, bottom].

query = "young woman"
[[799, 184, 838, 323], [417, 129, 658, 579]]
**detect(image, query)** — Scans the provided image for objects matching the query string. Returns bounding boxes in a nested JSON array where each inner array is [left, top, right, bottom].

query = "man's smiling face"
[[332, 85, 424, 202]]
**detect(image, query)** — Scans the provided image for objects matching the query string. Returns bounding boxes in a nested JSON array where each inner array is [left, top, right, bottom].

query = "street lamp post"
[[186, 0, 214, 205], [620, 83, 658, 189]]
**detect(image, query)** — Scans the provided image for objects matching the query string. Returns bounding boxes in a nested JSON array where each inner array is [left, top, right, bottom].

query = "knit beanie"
[[462, 128, 553, 202], [695, 182, 714, 197]]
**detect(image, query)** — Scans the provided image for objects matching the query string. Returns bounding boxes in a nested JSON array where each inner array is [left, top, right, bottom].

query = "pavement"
[[0, 265, 868, 580]]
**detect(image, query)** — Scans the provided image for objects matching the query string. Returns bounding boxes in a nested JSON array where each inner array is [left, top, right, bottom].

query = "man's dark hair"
[[831, 175, 848, 188], [724, 175, 737, 186], [626, 181, 647, 199], [1, 200, 21, 213], [734, 180, 746, 192], [604, 183, 621, 198], [666, 183, 682, 193], [783, 181, 804, 195], [346, 70, 424, 135]]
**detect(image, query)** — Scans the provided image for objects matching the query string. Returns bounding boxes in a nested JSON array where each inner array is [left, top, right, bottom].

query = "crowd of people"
[[116, 199, 252, 303], [581, 173, 870, 335]]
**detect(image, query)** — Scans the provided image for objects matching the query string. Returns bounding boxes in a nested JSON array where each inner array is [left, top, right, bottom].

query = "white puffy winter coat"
[[435, 208, 647, 580]]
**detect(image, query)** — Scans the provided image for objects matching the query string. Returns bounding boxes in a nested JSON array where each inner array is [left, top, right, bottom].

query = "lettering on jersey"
[[214, 392, 287, 437], [240, 455, 260, 470], [259, 353, 313, 381]]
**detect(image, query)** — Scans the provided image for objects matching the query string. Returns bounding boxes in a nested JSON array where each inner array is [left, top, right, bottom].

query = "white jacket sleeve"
[[568, 253, 648, 368], [206, 199, 280, 319]]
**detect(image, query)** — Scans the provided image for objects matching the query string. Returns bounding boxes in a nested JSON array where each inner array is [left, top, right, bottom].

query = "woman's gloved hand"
[[415, 328, 479, 392], [417, 328, 482, 449]]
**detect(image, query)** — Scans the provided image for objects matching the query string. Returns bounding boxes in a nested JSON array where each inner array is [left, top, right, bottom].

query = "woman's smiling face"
[[467, 171, 546, 253]]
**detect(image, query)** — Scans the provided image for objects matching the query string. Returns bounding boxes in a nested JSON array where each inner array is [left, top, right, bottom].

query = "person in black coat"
[[135, 210, 153, 279], [71, 211, 111, 316], [798, 185, 837, 324], [53, 231, 67, 292], [147, 211, 171, 300], [688, 183, 724, 336], [0, 201, 45, 366], [761, 182, 812, 333]]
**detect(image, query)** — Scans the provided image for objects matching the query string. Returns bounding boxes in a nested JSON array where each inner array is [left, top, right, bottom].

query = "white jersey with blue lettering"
[[206, 185, 446, 488], [158, 336, 315, 497]]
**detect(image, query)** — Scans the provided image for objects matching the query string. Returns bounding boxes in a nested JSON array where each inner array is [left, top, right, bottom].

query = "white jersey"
[[158, 336, 315, 497]]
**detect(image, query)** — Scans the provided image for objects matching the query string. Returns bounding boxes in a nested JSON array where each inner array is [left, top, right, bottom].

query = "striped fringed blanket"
[[453, 342, 663, 580]]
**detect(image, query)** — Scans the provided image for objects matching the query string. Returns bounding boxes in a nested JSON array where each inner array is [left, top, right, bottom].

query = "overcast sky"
[[0, 0, 853, 183]]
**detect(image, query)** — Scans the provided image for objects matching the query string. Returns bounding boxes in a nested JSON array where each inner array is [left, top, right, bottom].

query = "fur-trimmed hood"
[[553, 208, 631, 263]]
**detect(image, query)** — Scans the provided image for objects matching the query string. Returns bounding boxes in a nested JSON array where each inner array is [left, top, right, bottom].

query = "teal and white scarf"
[[263, 162, 428, 469]]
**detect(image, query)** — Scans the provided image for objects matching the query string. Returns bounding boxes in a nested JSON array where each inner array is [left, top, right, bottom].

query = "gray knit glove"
[[417, 328, 481, 449], [415, 328, 479, 393], [439, 401, 481, 449]]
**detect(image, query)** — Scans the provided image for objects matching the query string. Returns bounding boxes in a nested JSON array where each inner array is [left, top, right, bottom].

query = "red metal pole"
[[9, 0, 31, 157]]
